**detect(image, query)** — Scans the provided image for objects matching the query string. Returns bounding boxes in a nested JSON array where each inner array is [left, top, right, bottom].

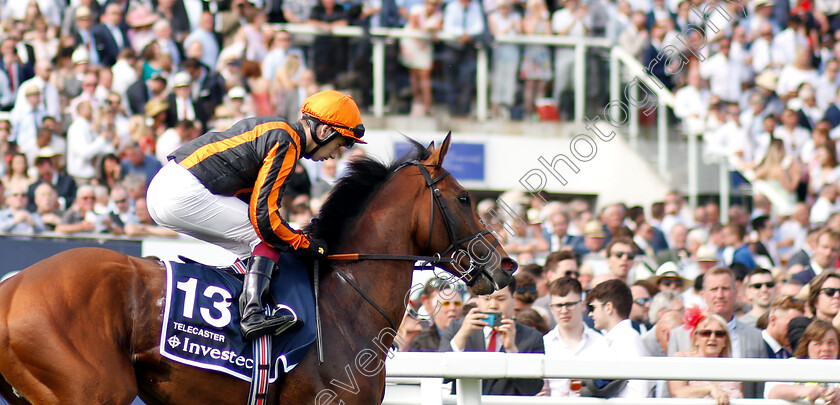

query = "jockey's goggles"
[[328, 123, 365, 147]]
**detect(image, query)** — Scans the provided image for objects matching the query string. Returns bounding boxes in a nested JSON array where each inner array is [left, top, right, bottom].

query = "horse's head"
[[409, 133, 516, 296]]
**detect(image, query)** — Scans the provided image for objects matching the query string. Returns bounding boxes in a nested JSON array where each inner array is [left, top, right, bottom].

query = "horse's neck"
[[323, 194, 421, 353]]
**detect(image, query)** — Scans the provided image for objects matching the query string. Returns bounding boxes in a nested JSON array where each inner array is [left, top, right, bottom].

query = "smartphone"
[[479, 311, 503, 327]]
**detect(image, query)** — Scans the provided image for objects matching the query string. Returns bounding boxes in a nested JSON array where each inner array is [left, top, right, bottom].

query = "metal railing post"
[[720, 161, 730, 224], [657, 99, 668, 179], [688, 131, 698, 210], [629, 83, 639, 150], [609, 49, 620, 125], [456, 378, 482, 405], [372, 36, 386, 118], [476, 45, 489, 122], [574, 43, 586, 122]]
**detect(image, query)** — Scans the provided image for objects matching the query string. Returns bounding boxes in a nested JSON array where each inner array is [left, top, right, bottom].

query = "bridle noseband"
[[326, 160, 502, 331]]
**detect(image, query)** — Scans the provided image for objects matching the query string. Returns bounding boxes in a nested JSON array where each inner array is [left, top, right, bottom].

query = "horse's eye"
[[458, 194, 470, 206]]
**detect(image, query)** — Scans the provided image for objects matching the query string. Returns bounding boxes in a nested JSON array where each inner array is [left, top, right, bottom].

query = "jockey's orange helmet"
[[301, 90, 366, 145]]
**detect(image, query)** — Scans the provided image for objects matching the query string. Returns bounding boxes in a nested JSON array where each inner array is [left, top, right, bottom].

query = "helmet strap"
[[302, 116, 339, 158]]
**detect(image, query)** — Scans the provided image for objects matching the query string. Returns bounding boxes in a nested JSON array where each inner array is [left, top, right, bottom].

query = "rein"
[[314, 161, 498, 358]]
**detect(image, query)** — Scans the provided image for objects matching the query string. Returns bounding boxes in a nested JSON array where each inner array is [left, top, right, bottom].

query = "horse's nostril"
[[501, 257, 517, 273]]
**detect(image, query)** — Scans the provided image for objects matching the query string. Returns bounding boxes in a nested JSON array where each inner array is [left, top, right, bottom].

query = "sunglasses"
[[550, 301, 581, 310], [634, 297, 651, 306], [612, 251, 636, 260], [749, 281, 776, 289], [696, 329, 727, 338], [660, 278, 683, 287], [564, 270, 580, 278], [438, 300, 462, 307], [820, 288, 840, 297], [80, 195, 96, 200]]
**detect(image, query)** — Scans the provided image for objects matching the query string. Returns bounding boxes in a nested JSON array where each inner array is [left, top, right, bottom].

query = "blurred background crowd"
[[0, 0, 838, 399], [397, 190, 840, 399]]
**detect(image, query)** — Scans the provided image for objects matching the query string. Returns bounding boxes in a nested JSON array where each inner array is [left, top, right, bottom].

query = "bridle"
[[324, 161, 503, 331]]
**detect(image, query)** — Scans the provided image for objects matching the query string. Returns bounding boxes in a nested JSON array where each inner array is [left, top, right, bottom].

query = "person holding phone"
[[439, 276, 545, 395]]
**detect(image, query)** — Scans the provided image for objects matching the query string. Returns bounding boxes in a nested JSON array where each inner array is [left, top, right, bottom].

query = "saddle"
[[159, 253, 317, 383]]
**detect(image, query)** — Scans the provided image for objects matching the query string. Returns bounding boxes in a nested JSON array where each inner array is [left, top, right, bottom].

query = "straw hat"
[[144, 99, 169, 118], [755, 70, 778, 92]]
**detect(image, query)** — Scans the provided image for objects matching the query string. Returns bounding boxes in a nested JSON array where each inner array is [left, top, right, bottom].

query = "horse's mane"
[[305, 138, 432, 249]]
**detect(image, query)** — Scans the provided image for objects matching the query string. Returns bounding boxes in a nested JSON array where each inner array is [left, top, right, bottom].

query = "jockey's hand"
[[302, 235, 328, 258]]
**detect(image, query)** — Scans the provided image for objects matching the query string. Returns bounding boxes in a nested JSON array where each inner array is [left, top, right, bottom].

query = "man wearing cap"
[[72, 6, 102, 66], [147, 89, 366, 340], [26, 148, 77, 212], [14, 60, 60, 119], [9, 84, 47, 150], [166, 71, 206, 130]]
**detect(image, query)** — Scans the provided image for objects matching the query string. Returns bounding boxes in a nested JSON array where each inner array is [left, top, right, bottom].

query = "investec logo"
[[169, 333, 255, 369]]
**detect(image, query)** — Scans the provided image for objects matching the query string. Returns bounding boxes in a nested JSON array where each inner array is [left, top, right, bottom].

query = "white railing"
[[274, 24, 610, 122], [277, 23, 724, 208], [382, 352, 837, 405]]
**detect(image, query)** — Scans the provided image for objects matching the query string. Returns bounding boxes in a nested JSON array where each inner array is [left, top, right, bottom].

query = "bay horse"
[[0, 134, 516, 405]]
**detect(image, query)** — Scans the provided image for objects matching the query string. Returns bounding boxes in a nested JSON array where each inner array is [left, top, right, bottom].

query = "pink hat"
[[126, 7, 159, 28]]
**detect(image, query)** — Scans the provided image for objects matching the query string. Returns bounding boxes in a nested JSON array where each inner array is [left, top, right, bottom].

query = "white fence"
[[382, 352, 837, 405], [274, 24, 730, 212]]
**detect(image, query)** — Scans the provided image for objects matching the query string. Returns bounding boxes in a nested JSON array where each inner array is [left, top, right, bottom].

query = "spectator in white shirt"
[[770, 15, 809, 67], [542, 277, 608, 397], [66, 100, 117, 182], [700, 38, 745, 103], [777, 48, 819, 101], [789, 84, 822, 131], [14, 60, 60, 120], [815, 59, 839, 112], [749, 22, 775, 72], [551, 0, 590, 108], [774, 108, 811, 157], [776, 202, 810, 259], [674, 68, 710, 137], [441, 0, 485, 117], [9, 84, 47, 151], [811, 183, 840, 224], [587, 279, 652, 398]]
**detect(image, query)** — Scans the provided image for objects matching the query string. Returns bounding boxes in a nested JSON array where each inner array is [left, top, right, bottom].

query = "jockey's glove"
[[302, 235, 328, 259]]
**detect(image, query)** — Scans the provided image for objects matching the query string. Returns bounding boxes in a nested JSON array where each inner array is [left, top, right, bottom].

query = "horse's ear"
[[424, 132, 452, 167], [426, 141, 435, 153]]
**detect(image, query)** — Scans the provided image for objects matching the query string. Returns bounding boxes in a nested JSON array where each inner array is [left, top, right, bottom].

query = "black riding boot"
[[239, 256, 296, 341]]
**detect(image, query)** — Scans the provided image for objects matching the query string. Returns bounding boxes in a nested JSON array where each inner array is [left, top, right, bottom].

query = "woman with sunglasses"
[[765, 320, 840, 404], [668, 307, 743, 405], [146, 89, 366, 341], [787, 272, 840, 352]]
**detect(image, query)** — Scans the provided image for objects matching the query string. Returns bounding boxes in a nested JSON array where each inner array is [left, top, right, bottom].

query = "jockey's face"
[[307, 124, 349, 162]]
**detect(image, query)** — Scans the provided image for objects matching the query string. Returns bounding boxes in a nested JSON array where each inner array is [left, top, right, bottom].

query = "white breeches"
[[146, 161, 260, 260]]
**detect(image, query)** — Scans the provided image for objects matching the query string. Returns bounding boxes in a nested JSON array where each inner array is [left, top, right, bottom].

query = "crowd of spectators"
[[397, 189, 840, 400]]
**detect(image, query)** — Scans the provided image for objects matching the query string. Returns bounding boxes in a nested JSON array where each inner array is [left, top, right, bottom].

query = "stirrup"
[[242, 314, 296, 341], [271, 304, 301, 336]]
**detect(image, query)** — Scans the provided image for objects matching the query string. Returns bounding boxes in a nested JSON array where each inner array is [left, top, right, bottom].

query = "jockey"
[[146, 89, 366, 340]]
